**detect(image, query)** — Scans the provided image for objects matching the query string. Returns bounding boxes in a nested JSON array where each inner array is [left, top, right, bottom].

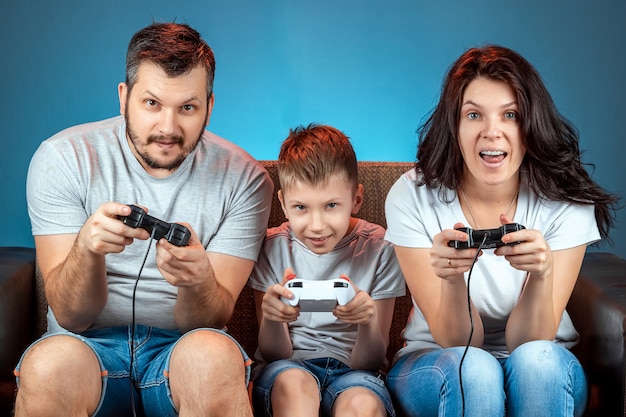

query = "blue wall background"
[[3, 1, 626, 257]]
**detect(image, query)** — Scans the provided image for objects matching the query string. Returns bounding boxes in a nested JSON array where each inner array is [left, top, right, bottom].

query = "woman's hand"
[[496, 214, 553, 280], [431, 222, 482, 279]]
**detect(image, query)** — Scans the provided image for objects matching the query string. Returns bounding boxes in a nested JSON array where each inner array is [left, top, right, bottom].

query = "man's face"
[[118, 61, 213, 178]]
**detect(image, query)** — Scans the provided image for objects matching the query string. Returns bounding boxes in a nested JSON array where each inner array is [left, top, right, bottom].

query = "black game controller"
[[448, 223, 525, 249], [119, 204, 191, 247]]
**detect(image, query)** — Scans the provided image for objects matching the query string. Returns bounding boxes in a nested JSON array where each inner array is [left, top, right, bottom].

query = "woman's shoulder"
[[387, 168, 453, 207]]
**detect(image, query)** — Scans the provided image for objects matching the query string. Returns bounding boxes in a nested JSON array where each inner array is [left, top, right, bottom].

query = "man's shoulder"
[[198, 129, 268, 175], [200, 130, 252, 159], [42, 116, 124, 148]]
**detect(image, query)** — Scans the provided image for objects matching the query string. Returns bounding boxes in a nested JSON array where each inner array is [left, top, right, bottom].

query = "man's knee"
[[15, 335, 102, 416], [18, 335, 100, 381], [171, 329, 245, 372]]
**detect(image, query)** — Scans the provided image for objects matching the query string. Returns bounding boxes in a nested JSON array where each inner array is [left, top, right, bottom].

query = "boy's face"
[[278, 173, 363, 255]]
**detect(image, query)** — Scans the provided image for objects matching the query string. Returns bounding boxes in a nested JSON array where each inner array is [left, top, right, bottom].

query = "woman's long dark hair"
[[415, 45, 618, 240]]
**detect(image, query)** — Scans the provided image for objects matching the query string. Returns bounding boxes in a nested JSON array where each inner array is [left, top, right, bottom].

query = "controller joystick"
[[448, 223, 525, 249], [281, 278, 357, 312], [119, 204, 191, 247]]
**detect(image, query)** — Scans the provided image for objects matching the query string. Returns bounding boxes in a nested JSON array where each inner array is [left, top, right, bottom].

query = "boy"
[[248, 124, 405, 417]]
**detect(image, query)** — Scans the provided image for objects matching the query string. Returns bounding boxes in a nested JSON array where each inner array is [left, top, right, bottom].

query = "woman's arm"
[[501, 228, 586, 350], [394, 227, 486, 348]]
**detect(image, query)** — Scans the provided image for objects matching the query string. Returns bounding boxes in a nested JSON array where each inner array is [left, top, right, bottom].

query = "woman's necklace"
[[460, 188, 518, 229]]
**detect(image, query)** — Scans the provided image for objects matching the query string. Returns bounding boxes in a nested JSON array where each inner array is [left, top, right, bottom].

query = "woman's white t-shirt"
[[384, 168, 600, 361]]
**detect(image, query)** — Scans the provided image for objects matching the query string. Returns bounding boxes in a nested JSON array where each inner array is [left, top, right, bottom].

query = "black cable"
[[459, 233, 488, 417], [129, 230, 156, 417]]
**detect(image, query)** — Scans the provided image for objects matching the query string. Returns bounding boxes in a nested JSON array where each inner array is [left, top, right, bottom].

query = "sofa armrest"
[[0, 247, 37, 412], [568, 251, 626, 417]]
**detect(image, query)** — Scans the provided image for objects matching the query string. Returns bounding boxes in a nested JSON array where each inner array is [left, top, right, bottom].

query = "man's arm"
[[162, 236, 255, 331], [37, 203, 148, 332]]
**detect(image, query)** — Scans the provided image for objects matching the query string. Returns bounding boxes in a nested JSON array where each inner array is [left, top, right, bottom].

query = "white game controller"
[[281, 278, 357, 312]]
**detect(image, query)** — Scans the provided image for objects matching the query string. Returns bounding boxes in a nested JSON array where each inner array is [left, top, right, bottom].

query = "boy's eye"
[[327, 203, 337, 209]]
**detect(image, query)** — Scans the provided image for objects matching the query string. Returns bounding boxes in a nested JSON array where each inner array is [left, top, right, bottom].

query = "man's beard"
[[125, 109, 206, 172]]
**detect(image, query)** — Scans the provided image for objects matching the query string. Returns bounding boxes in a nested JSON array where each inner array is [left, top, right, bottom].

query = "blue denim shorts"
[[252, 357, 395, 417], [15, 325, 251, 417]]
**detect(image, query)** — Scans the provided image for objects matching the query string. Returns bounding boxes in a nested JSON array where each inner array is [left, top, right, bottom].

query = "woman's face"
[[458, 76, 526, 188]]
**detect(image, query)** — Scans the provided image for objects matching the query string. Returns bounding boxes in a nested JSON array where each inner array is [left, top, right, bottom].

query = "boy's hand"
[[333, 277, 375, 325], [261, 268, 300, 323]]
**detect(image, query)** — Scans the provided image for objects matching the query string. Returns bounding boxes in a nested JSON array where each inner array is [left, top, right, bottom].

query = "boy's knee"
[[273, 368, 317, 394], [334, 387, 385, 417]]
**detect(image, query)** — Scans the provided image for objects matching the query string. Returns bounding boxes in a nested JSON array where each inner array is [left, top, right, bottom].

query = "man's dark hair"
[[125, 22, 215, 99]]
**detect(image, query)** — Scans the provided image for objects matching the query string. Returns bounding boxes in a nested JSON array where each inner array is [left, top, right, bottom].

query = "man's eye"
[[146, 99, 159, 108], [182, 104, 195, 112]]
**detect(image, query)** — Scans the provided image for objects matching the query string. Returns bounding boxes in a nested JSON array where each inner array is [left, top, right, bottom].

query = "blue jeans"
[[15, 325, 251, 417], [252, 357, 395, 417], [386, 341, 588, 417]]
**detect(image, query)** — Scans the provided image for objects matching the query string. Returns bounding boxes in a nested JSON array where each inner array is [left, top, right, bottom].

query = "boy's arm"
[[349, 297, 395, 371], [254, 288, 294, 362]]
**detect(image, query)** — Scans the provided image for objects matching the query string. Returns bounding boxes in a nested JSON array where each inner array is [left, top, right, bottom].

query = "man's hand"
[[77, 202, 149, 256], [155, 224, 211, 287]]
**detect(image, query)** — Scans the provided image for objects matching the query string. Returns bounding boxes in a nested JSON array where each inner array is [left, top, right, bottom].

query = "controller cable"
[[459, 233, 488, 417], [129, 228, 157, 417]]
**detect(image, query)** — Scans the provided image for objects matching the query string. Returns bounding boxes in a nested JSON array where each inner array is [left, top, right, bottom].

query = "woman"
[[384, 45, 618, 417]]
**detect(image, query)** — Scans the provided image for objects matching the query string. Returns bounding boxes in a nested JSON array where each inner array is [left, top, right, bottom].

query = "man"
[[14, 22, 272, 417]]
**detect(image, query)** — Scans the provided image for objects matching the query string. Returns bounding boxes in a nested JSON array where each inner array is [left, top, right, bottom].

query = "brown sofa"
[[1, 160, 625, 416]]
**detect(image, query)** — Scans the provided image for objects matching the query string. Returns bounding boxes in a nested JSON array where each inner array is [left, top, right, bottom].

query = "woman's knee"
[[455, 347, 503, 382], [504, 341, 587, 416], [507, 340, 576, 377], [389, 347, 502, 388], [388, 348, 503, 416]]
